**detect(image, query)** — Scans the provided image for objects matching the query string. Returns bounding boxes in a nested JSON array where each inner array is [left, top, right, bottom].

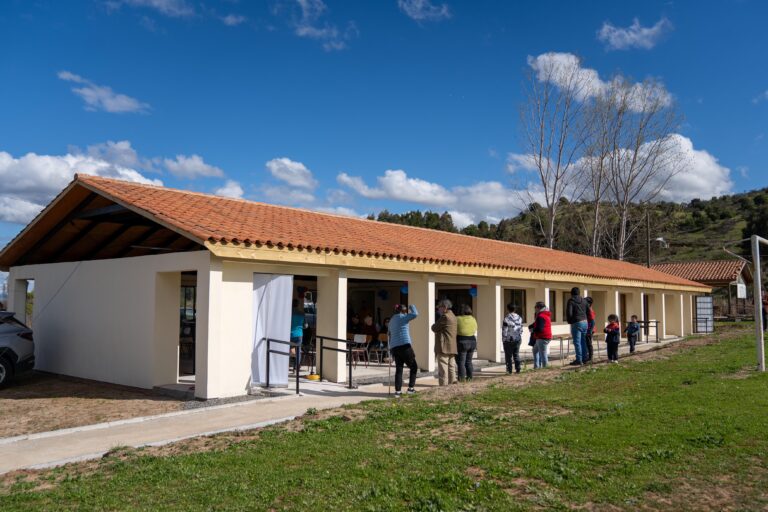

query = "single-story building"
[[652, 259, 752, 318], [0, 175, 709, 399]]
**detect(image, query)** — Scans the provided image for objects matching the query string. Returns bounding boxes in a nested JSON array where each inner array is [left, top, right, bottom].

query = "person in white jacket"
[[502, 303, 523, 374]]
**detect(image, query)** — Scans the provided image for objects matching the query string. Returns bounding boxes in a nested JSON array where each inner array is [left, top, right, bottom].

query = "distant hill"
[[368, 188, 768, 266]]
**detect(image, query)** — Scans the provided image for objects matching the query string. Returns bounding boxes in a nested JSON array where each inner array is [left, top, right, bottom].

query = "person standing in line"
[[456, 304, 478, 382], [502, 303, 523, 374], [604, 314, 621, 363], [290, 299, 305, 372], [432, 299, 458, 386], [566, 287, 588, 366], [529, 301, 552, 369], [584, 297, 596, 362], [624, 315, 640, 354], [387, 304, 419, 397]]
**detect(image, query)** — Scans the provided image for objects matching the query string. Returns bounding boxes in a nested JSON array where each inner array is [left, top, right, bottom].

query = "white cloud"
[[163, 154, 224, 179], [58, 71, 150, 114], [313, 205, 362, 217], [221, 14, 246, 26], [214, 180, 244, 198], [752, 90, 768, 104], [107, 0, 195, 18], [73, 139, 156, 171], [0, 148, 162, 224], [527, 52, 672, 111], [447, 210, 475, 229], [337, 170, 533, 226], [265, 157, 318, 189], [506, 153, 538, 173], [658, 134, 733, 202], [288, 0, 357, 51], [338, 170, 455, 206], [597, 17, 672, 51], [398, 0, 451, 22], [262, 185, 316, 206]]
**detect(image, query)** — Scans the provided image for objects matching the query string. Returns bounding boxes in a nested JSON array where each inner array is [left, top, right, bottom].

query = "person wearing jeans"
[[455, 304, 478, 381], [566, 287, 588, 365], [502, 303, 523, 374], [387, 304, 419, 396], [529, 301, 552, 369]]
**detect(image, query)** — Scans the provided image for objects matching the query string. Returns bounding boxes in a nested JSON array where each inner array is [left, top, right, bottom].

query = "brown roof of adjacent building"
[[651, 260, 749, 285], [1, 175, 708, 289]]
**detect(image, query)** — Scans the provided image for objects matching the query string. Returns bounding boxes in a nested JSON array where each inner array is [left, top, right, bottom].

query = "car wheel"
[[0, 358, 12, 387]]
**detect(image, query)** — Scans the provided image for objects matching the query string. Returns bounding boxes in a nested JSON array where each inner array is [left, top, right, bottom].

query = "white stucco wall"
[[8, 251, 211, 391]]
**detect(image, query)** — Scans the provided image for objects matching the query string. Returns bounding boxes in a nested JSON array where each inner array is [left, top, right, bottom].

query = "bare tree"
[[518, 55, 591, 249], [603, 77, 684, 260]]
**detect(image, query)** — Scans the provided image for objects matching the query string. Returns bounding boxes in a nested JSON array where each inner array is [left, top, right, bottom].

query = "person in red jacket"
[[604, 314, 621, 363], [585, 297, 596, 362], [529, 301, 552, 369]]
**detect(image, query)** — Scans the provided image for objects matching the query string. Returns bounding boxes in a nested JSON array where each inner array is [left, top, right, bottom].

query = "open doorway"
[[178, 271, 197, 378]]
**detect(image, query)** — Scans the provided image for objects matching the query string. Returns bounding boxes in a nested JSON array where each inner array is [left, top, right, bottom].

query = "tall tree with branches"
[[518, 54, 591, 249], [603, 77, 683, 260]]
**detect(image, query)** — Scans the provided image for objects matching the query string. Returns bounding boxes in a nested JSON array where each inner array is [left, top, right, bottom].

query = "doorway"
[[179, 271, 197, 377]]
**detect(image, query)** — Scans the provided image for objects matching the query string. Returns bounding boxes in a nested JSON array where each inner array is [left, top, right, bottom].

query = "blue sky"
[[0, 0, 767, 260]]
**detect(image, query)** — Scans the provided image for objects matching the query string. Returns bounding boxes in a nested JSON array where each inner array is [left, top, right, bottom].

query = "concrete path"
[[0, 377, 441, 475], [0, 336, 678, 475]]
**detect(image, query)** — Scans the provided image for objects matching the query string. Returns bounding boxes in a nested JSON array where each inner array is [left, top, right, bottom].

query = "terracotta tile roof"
[[61, 175, 704, 288], [651, 260, 747, 285]]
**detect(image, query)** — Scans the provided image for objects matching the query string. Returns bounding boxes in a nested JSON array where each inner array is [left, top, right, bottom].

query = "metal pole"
[[296, 343, 300, 395], [348, 345, 353, 389], [318, 338, 324, 381], [266, 338, 271, 389], [751, 235, 766, 372]]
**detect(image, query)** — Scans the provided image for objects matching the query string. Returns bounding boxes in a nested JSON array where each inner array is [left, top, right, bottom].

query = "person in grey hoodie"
[[566, 287, 588, 365]]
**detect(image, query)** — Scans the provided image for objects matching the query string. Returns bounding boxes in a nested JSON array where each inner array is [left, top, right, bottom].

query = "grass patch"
[[3, 330, 768, 511]]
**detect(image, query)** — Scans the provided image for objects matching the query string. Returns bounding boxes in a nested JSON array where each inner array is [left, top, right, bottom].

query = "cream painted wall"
[[476, 281, 502, 362], [408, 276, 436, 372], [8, 251, 211, 391]]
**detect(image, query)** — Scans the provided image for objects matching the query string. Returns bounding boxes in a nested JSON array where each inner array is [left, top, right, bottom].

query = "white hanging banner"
[[251, 273, 294, 387]]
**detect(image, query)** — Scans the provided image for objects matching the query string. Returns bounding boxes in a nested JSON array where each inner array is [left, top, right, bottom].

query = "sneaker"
[[506, 371, 513, 375], [394, 391, 402, 397], [407, 388, 416, 394], [569, 360, 582, 366]]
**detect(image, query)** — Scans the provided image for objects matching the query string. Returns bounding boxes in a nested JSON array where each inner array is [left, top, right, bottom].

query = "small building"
[[652, 259, 752, 318], [0, 175, 709, 399]]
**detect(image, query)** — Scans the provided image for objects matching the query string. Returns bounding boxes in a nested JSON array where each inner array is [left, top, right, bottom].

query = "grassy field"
[[3, 327, 767, 511]]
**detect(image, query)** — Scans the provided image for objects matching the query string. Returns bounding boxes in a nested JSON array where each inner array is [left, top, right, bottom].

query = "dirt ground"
[[0, 373, 184, 438]]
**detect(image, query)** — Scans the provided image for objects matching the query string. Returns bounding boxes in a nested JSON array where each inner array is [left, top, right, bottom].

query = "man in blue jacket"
[[388, 304, 419, 397]]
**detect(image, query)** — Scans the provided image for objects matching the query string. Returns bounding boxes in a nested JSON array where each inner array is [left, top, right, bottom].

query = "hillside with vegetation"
[[368, 187, 768, 266]]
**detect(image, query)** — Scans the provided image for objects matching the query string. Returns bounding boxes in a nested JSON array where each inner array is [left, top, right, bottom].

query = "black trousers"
[[392, 344, 418, 391], [456, 336, 477, 380], [502, 339, 521, 373], [607, 341, 620, 361], [584, 332, 594, 361]]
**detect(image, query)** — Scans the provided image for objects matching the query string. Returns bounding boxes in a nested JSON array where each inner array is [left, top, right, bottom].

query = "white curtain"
[[251, 273, 294, 387]]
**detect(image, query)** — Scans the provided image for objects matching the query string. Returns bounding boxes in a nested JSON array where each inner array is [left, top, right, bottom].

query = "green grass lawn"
[[3, 330, 768, 511]]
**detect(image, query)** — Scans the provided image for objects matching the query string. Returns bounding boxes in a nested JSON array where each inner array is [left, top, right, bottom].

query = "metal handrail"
[[263, 337, 302, 395], [692, 316, 712, 334], [315, 335, 357, 389]]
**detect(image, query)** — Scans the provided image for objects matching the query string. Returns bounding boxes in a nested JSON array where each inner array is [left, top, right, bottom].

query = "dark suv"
[[0, 312, 35, 387]]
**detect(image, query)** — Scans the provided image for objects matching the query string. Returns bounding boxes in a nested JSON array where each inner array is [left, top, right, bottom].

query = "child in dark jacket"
[[624, 315, 640, 353], [604, 314, 621, 363]]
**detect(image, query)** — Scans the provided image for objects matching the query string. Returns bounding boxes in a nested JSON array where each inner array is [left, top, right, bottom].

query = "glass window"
[[549, 290, 557, 322], [508, 289, 526, 323]]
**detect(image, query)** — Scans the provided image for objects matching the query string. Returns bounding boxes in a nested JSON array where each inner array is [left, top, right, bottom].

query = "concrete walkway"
[[0, 336, 679, 475], [0, 377, 441, 475]]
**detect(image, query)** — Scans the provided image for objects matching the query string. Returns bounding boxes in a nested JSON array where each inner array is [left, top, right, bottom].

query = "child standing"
[[585, 297, 595, 362], [604, 314, 621, 363], [624, 315, 640, 354]]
